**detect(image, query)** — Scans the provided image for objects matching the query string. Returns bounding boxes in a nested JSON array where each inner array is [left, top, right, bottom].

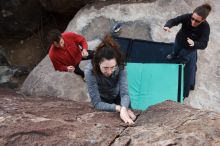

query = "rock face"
[[20, 56, 90, 102], [65, 0, 220, 112], [1, 89, 220, 145], [0, 89, 124, 146], [112, 101, 220, 146]]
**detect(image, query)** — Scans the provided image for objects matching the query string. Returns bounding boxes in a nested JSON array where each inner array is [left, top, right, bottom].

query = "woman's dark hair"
[[92, 34, 125, 74], [47, 29, 62, 44], [193, 3, 212, 19]]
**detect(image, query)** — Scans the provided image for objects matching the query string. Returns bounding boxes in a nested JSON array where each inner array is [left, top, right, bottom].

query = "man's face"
[[99, 58, 117, 77], [53, 37, 64, 48], [191, 13, 204, 27]]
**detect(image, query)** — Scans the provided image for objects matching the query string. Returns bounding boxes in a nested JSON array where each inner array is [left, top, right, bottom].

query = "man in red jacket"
[[48, 29, 94, 79]]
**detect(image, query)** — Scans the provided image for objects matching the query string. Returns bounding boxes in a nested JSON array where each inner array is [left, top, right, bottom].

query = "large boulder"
[[1, 90, 220, 145], [20, 55, 90, 102], [65, 0, 220, 112], [112, 101, 220, 145]]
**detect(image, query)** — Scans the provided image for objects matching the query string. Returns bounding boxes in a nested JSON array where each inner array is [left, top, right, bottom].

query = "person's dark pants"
[[172, 40, 197, 97], [74, 50, 94, 78]]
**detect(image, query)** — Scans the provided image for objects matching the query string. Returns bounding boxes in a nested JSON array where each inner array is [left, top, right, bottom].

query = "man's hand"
[[120, 107, 134, 125], [163, 26, 171, 32], [187, 37, 195, 47], [82, 49, 89, 58], [67, 66, 75, 72]]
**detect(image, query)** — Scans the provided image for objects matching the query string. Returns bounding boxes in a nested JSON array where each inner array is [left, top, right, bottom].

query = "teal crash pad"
[[127, 63, 184, 110]]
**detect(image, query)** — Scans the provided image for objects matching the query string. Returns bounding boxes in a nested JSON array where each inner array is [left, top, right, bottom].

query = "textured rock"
[[65, 0, 220, 112], [0, 89, 125, 146], [20, 56, 90, 102], [112, 101, 220, 146], [1, 89, 220, 145]]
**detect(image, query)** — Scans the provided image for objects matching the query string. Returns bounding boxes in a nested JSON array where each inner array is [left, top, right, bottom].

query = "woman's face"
[[191, 12, 204, 27], [99, 58, 117, 77]]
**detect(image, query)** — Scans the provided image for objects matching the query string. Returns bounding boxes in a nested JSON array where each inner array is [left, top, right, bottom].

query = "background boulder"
[[20, 56, 90, 102], [65, 0, 220, 112], [21, 0, 220, 112]]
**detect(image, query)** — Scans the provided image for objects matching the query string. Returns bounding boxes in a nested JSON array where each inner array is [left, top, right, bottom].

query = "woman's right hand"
[[120, 107, 134, 125]]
